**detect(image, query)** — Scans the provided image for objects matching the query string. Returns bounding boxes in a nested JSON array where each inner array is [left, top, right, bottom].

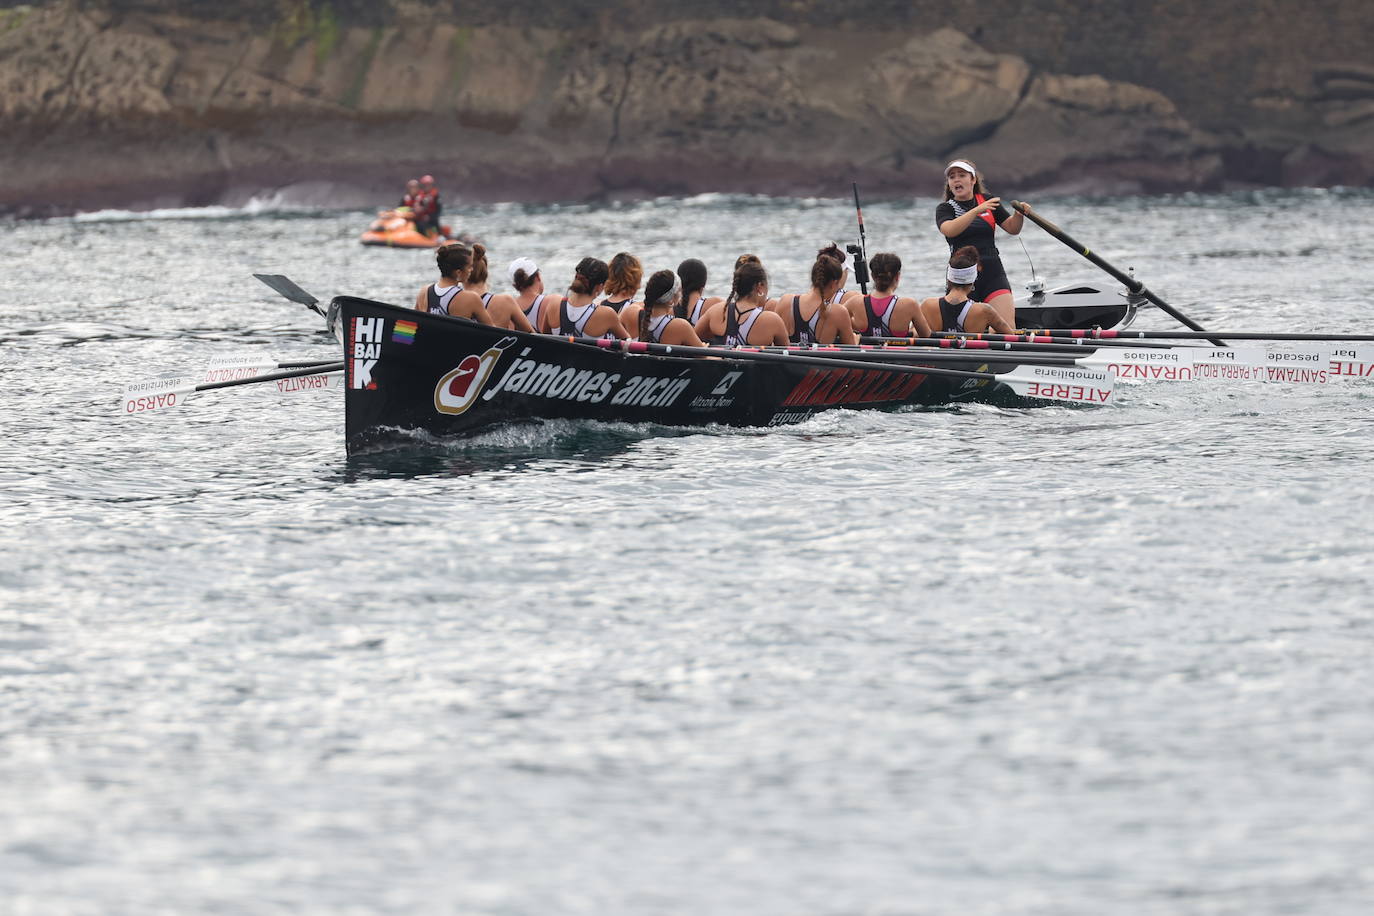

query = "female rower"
[[508, 256, 551, 330], [819, 242, 861, 306], [414, 241, 494, 325], [600, 252, 643, 327], [675, 258, 721, 326], [539, 257, 629, 339], [846, 252, 931, 339], [728, 253, 779, 310], [772, 249, 858, 346], [936, 158, 1026, 327], [463, 245, 534, 331], [919, 246, 1014, 335], [622, 269, 706, 347], [694, 260, 788, 347]]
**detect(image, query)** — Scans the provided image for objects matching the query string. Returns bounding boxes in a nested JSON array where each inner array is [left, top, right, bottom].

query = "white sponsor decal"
[[1194, 347, 1265, 367], [1329, 345, 1374, 374], [201, 354, 281, 383], [480, 348, 693, 410], [350, 317, 384, 389], [1001, 365, 1114, 404], [1081, 347, 1194, 381], [1261, 345, 1333, 384], [711, 371, 743, 395], [120, 377, 196, 414], [1264, 344, 1332, 367], [275, 372, 343, 393]]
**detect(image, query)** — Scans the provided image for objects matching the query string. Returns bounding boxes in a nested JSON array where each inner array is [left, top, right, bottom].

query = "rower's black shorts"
[[973, 254, 1012, 303]]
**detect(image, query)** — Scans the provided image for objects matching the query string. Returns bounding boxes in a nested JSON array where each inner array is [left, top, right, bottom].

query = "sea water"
[[2, 190, 1373, 914]]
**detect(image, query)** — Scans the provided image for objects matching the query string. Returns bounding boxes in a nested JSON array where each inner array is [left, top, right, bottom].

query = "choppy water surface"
[[3, 190, 1374, 914]]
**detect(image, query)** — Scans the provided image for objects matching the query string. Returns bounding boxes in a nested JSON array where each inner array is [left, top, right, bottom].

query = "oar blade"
[[120, 378, 196, 415], [269, 370, 344, 393], [201, 355, 283, 384], [1331, 344, 1374, 367], [1077, 346, 1195, 381], [999, 365, 1115, 405], [254, 273, 323, 314]]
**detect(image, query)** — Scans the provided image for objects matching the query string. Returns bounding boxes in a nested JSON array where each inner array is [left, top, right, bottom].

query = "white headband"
[[507, 256, 538, 287], [948, 264, 979, 285], [945, 160, 977, 178], [650, 274, 681, 306]]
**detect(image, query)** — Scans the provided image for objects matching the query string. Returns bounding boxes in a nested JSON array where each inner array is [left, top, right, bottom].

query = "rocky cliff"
[[2, 0, 1371, 215]]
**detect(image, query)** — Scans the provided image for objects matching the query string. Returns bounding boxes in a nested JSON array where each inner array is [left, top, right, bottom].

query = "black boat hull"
[[338, 298, 1037, 453]]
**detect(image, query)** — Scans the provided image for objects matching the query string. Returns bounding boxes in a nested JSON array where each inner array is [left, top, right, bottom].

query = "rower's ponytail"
[[810, 252, 843, 327], [468, 243, 489, 286], [570, 256, 609, 295], [869, 253, 901, 292], [676, 258, 707, 320], [719, 255, 754, 327]]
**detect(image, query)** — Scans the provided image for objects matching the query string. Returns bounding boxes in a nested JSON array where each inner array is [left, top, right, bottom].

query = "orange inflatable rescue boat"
[[359, 208, 453, 248]]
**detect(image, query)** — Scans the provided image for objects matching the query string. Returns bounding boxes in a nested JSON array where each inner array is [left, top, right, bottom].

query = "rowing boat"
[[335, 297, 1110, 454]]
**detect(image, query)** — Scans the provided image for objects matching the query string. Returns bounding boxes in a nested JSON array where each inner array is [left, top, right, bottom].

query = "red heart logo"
[[447, 355, 481, 398]]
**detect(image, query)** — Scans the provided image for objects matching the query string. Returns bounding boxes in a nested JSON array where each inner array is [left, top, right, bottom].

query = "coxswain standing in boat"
[[539, 257, 630, 339], [845, 252, 932, 339], [622, 270, 706, 347], [772, 249, 859, 346], [695, 260, 789, 347], [509, 257, 553, 331], [414, 241, 494, 324], [599, 252, 643, 333], [463, 245, 535, 331], [675, 258, 721, 326], [919, 246, 1014, 335], [936, 158, 1026, 328]]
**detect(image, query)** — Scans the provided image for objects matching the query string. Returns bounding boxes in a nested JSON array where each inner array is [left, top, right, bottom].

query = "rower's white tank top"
[[430, 282, 463, 316]]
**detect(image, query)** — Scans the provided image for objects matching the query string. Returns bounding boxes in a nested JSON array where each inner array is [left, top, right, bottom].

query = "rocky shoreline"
[[3, 2, 1373, 217]]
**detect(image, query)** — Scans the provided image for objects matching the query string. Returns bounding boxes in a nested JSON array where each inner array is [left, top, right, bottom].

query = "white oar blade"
[[1262, 345, 1334, 384], [1077, 346, 1194, 381], [1330, 344, 1374, 367], [1330, 346, 1374, 380], [120, 378, 196, 415], [1194, 347, 1265, 366], [271, 371, 344, 393], [1000, 365, 1114, 405], [201, 354, 282, 383]]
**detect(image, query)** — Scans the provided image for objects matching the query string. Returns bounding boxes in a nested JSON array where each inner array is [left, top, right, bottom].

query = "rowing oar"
[[573, 338, 1114, 405], [756, 342, 1219, 376], [121, 362, 344, 415], [962, 327, 1374, 343], [863, 334, 1195, 353], [753, 345, 1078, 366], [254, 273, 326, 317], [1009, 201, 1227, 348]]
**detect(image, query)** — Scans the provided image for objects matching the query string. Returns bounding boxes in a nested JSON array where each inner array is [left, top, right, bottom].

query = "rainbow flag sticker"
[[392, 320, 418, 344]]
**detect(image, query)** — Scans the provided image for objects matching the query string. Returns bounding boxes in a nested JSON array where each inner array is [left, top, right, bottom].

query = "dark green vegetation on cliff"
[[3, 0, 1371, 214]]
